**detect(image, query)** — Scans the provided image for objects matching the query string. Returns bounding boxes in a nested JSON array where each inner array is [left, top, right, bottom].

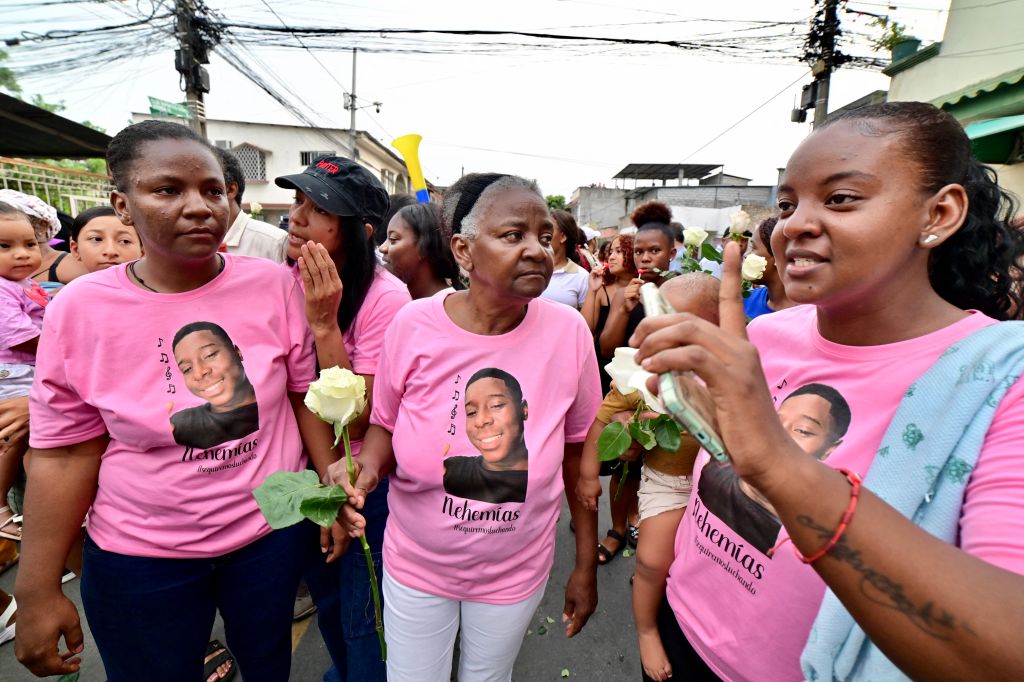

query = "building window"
[[214, 139, 233, 150], [300, 151, 335, 166], [234, 145, 266, 181], [381, 169, 395, 193]]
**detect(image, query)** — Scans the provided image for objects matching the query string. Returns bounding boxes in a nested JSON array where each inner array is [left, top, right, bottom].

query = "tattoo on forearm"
[[796, 515, 976, 640]]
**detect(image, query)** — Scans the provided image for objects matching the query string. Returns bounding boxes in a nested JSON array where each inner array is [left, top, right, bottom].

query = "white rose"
[[682, 227, 708, 249], [604, 347, 666, 414], [305, 366, 367, 428], [741, 253, 768, 281], [729, 210, 751, 234], [249, 201, 263, 214]]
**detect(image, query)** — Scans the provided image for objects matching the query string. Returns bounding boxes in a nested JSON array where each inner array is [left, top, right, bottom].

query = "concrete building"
[[131, 114, 411, 225], [568, 163, 777, 236], [884, 0, 1024, 198]]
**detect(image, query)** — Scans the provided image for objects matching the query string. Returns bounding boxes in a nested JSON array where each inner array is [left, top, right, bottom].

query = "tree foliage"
[[546, 194, 566, 210]]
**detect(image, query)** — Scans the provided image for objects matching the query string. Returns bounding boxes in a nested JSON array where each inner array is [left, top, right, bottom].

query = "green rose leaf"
[[653, 416, 682, 452], [545, 616, 556, 624], [597, 421, 631, 461], [623, 548, 635, 558], [701, 242, 723, 263], [58, 674, 81, 682], [298, 485, 349, 528], [537, 624, 548, 635], [628, 421, 657, 451], [253, 470, 323, 529]]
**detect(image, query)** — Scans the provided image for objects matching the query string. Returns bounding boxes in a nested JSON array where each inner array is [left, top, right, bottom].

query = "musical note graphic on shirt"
[[159, 353, 169, 364], [448, 424, 456, 435], [157, 338, 164, 347]]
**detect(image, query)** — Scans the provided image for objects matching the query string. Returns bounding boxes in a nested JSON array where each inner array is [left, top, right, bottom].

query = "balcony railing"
[[0, 156, 112, 214]]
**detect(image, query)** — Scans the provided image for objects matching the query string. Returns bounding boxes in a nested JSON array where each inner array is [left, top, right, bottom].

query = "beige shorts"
[[638, 464, 693, 522]]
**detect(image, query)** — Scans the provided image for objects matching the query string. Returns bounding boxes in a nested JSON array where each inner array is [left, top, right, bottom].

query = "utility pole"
[[349, 47, 357, 134], [812, 0, 840, 128], [174, 0, 211, 138], [792, 0, 845, 127]]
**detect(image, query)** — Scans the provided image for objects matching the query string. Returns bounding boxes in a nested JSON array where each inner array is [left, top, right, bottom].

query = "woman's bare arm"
[[634, 243, 1024, 679], [15, 435, 106, 676]]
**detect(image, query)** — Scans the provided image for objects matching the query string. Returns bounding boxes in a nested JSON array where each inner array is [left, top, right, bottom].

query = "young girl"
[[275, 155, 411, 681], [577, 274, 720, 681], [633, 102, 1024, 681], [596, 202, 678, 560], [70, 206, 143, 273], [0, 202, 44, 544], [0, 190, 87, 287]]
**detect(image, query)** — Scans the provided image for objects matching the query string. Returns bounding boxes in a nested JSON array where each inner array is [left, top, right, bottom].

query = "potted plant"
[[871, 17, 920, 62]]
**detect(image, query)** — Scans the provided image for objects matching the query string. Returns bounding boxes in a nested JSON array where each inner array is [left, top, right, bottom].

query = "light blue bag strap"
[[801, 321, 1024, 681]]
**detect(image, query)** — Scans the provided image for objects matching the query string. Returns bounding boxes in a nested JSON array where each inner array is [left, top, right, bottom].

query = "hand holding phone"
[[639, 283, 730, 462]]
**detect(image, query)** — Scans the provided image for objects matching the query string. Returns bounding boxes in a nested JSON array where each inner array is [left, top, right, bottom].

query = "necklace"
[[129, 254, 225, 293]]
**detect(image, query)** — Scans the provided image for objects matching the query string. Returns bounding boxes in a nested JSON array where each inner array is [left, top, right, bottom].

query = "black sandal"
[[203, 639, 237, 682], [597, 529, 627, 565], [628, 523, 640, 549]]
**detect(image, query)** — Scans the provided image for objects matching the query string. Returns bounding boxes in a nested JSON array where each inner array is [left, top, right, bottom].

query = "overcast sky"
[[4, 0, 950, 196]]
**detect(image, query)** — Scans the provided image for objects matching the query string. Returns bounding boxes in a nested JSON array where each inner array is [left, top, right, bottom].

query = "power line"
[[681, 70, 809, 162], [255, 0, 351, 95]]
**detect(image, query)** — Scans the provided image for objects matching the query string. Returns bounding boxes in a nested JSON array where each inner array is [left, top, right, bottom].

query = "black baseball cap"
[[275, 156, 390, 226]]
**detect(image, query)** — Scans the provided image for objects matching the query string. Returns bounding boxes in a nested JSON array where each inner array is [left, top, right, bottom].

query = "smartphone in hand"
[[639, 283, 730, 463]]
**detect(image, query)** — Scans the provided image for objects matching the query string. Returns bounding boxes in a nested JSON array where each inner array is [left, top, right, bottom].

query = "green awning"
[[964, 114, 1024, 164], [933, 67, 1024, 110]]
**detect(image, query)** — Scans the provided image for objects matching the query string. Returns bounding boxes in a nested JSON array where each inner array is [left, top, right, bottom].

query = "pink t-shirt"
[[666, 304, 1024, 681], [371, 294, 602, 603], [0, 277, 46, 365], [30, 255, 315, 558], [288, 264, 410, 455]]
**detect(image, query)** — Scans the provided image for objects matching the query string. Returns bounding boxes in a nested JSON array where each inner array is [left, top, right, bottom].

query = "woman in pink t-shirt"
[[333, 173, 602, 682], [14, 121, 341, 681], [275, 155, 411, 681], [634, 102, 1024, 681]]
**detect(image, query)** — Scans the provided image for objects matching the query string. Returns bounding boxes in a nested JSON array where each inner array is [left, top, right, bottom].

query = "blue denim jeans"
[[80, 523, 312, 682], [305, 478, 389, 682]]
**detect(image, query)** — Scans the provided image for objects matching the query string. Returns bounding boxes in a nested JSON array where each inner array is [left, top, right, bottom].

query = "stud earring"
[[921, 234, 939, 245]]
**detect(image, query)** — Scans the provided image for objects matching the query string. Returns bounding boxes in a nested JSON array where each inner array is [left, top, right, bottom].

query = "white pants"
[[383, 568, 546, 682]]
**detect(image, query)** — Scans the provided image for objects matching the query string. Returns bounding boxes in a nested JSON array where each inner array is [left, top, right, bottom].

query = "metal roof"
[[613, 163, 721, 181], [0, 92, 111, 159]]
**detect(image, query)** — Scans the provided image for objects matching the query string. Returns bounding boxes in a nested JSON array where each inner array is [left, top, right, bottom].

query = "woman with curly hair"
[[633, 101, 1024, 681]]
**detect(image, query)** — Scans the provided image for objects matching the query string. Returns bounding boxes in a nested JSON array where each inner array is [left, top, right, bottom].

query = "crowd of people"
[[1, 99, 1023, 682]]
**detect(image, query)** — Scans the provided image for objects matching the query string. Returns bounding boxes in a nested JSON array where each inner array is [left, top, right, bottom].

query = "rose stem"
[[342, 426, 387, 660]]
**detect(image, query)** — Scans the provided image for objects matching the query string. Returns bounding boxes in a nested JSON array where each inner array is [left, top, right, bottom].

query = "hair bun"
[[630, 201, 672, 228]]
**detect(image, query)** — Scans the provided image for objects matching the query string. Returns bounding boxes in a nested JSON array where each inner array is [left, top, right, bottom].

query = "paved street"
[[1, 492, 640, 681]]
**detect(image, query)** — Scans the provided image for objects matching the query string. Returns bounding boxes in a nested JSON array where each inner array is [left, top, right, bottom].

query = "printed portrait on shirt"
[[698, 382, 851, 555], [443, 367, 529, 504], [169, 321, 260, 449]]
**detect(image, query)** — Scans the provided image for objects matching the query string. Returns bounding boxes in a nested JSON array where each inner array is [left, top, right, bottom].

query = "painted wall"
[[130, 114, 409, 223], [888, 0, 1024, 104]]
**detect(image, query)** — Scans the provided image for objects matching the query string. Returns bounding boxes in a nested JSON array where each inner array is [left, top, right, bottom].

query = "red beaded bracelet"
[[767, 467, 862, 562], [795, 468, 862, 564]]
